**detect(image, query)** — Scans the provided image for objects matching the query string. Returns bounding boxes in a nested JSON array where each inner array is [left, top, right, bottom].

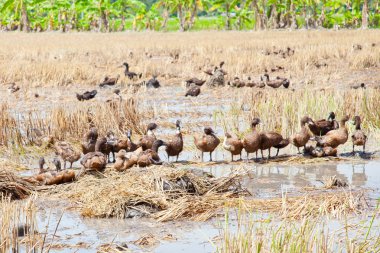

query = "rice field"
[[1, 30, 380, 252]]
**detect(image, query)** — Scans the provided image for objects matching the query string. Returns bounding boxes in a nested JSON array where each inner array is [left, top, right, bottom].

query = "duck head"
[[327, 112, 336, 121], [175, 120, 181, 133], [152, 139, 167, 152], [147, 122, 158, 135], [263, 73, 270, 81], [251, 118, 261, 128], [301, 116, 314, 126], [204, 127, 215, 135]]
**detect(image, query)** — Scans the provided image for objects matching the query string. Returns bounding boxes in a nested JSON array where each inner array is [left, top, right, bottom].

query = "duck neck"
[[95, 140, 104, 152], [151, 143, 161, 152], [355, 122, 361, 130], [147, 130, 154, 136]]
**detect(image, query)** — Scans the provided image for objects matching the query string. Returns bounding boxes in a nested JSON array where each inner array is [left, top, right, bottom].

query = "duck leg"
[[268, 148, 271, 160], [363, 144, 365, 153], [256, 151, 258, 159], [352, 144, 355, 155], [176, 155, 179, 162], [239, 152, 242, 161], [201, 152, 204, 162], [276, 148, 280, 157], [70, 162, 73, 169], [63, 161, 66, 170], [231, 153, 234, 162], [209, 152, 213, 162], [261, 149, 264, 160], [297, 147, 301, 154]]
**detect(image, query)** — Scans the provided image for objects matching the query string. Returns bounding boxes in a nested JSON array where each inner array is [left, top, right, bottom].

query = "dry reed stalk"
[[0, 169, 36, 200], [44, 166, 245, 221]]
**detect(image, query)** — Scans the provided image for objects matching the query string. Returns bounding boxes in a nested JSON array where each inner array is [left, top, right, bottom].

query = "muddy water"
[[35, 160, 380, 252]]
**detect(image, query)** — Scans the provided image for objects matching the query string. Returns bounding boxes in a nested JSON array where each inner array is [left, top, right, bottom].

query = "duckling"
[[194, 127, 220, 162], [242, 118, 261, 159], [263, 73, 289, 89], [315, 115, 350, 148], [290, 116, 314, 153], [80, 138, 108, 171], [186, 78, 206, 87], [309, 112, 339, 136], [99, 74, 120, 87], [97, 132, 116, 163], [8, 83, 20, 93], [146, 76, 160, 88], [273, 138, 289, 156], [165, 120, 183, 162], [123, 62, 142, 80], [138, 123, 158, 151], [352, 116, 367, 154], [76, 90, 97, 101], [258, 127, 284, 159], [223, 133, 243, 161], [52, 157, 62, 172], [54, 141, 81, 169], [185, 86, 201, 97], [137, 140, 167, 167], [81, 127, 98, 154]]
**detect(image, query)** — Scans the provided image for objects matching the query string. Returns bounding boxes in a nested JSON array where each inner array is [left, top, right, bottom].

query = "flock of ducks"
[[36, 112, 367, 183]]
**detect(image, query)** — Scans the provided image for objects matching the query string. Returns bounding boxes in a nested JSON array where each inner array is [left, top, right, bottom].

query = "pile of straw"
[[0, 169, 36, 200], [46, 166, 246, 221]]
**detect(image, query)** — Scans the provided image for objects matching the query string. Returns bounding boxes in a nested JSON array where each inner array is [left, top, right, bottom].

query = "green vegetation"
[[0, 0, 379, 32]]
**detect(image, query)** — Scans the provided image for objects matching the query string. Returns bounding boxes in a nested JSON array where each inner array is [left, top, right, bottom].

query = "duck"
[[123, 62, 142, 80], [54, 140, 81, 169], [223, 132, 243, 161], [245, 77, 258, 87], [114, 130, 139, 153], [228, 77, 245, 88], [256, 76, 266, 88], [8, 83, 20, 93], [185, 86, 201, 97], [146, 76, 160, 88], [315, 115, 350, 148], [137, 140, 167, 167], [242, 118, 261, 159], [81, 127, 98, 154], [351, 116, 367, 154], [97, 132, 117, 163], [76, 90, 97, 101], [290, 116, 314, 153], [165, 120, 183, 162], [99, 74, 120, 87], [38, 157, 47, 174], [52, 157, 61, 172], [194, 127, 220, 162], [309, 112, 339, 136], [309, 146, 338, 157], [186, 78, 206, 87], [138, 123, 158, 151], [263, 73, 290, 89], [350, 83, 366, 89], [258, 127, 284, 159], [273, 138, 289, 156], [80, 138, 108, 171], [113, 150, 130, 171]]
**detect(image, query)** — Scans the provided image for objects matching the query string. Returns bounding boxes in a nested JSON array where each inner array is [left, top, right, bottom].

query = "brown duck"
[[80, 138, 108, 171], [186, 78, 206, 87], [114, 130, 139, 153], [258, 127, 284, 159], [290, 116, 314, 153], [263, 73, 290, 89], [137, 140, 167, 167], [123, 62, 142, 80], [273, 138, 289, 156], [165, 120, 184, 162], [76, 90, 97, 101], [315, 115, 350, 148], [228, 77, 245, 88], [245, 77, 258, 87], [194, 127, 220, 162], [97, 132, 117, 163], [242, 118, 261, 159], [81, 127, 98, 154], [351, 116, 367, 153], [185, 86, 201, 97], [138, 123, 158, 151], [309, 112, 339, 136], [99, 74, 120, 87], [223, 133, 243, 161]]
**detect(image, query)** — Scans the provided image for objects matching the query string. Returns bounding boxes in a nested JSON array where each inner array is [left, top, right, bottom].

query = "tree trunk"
[[189, 4, 198, 30], [362, 0, 369, 29], [290, 0, 297, 29], [161, 8, 169, 30], [178, 4, 185, 32], [21, 2, 30, 32], [225, 3, 231, 30]]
